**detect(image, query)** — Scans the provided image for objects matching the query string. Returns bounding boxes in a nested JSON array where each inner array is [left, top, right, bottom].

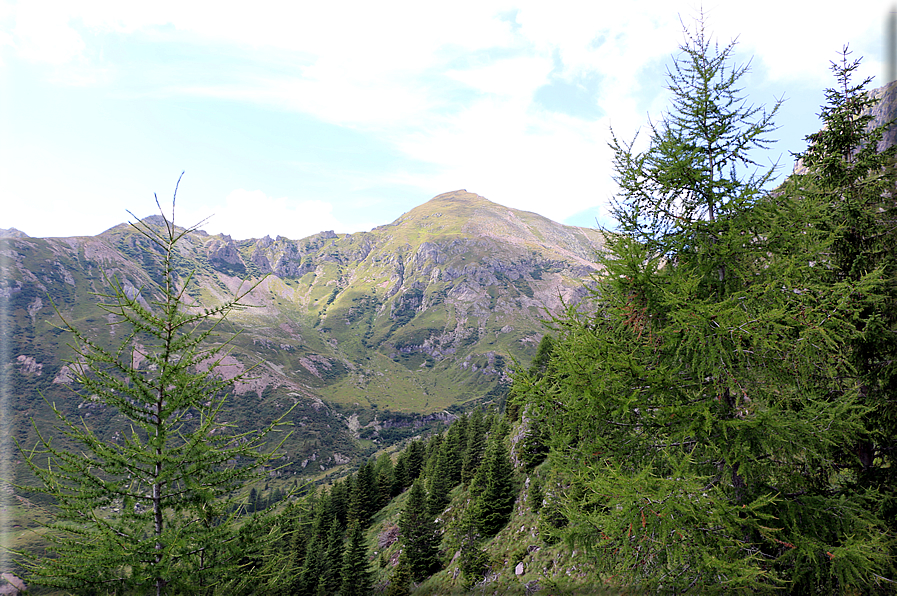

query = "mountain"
[[4, 190, 603, 479]]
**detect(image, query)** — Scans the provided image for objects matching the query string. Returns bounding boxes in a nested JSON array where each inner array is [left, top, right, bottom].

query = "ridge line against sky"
[[0, 1, 891, 241]]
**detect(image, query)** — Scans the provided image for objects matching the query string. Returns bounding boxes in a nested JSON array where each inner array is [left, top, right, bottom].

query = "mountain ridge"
[[4, 190, 603, 479]]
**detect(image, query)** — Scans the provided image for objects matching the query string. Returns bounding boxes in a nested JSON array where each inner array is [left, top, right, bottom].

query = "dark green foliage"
[[428, 425, 464, 516], [468, 437, 517, 538], [15, 190, 291, 595], [461, 408, 487, 487], [330, 478, 350, 528], [528, 476, 543, 513], [398, 480, 442, 581], [385, 554, 412, 596], [404, 439, 426, 483], [528, 334, 554, 376], [338, 521, 373, 596], [392, 454, 410, 495], [321, 518, 346, 594], [537, 480, 567, 546], [516, 19, 894, 593], [427, 446, 454, 517], [457, 517, 491, 591], [792, 47, 897, 588], [422, 433, 443, 479], [349, 459, 376, 527], [374, 452, 395, 509]]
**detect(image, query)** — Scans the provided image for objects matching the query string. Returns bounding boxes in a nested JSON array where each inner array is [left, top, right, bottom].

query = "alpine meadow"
[[3, 16, 897, 596]]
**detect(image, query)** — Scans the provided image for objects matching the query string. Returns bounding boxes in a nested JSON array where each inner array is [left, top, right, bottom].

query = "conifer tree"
[[298, 503, 331, 595], [16, 186, 291, 595], [528, 476, 543, 513], [331, 477, 350, 528], [398, 480, 442, 581], [456, 515, 490, 591], [461, 408, 486, 487], [468, 436, 516, 538], [392, 454, 409, 496], [449, 414, 468, 480], [338, 521, 372, 596], [349, 460, 376, 527], [518, 17, 893, 592], [320, 517, 346, 594], [385, 553, 412, 596], [374, 452, 395, 509], [792, 47, 897, 587], [284, 503, 313, 596], [422, 433, 443, 479], [405, 439, 426, 482], [796, 48, 897, 486], [427, 432, 458, 517]]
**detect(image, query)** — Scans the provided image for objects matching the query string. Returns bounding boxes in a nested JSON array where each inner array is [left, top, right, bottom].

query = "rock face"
[[3, 190, 602, 475], [867, 80, 897, 151], [0, 228, 29, 238]]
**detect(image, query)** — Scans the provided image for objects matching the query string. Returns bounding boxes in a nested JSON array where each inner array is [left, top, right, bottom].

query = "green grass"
[[366, 461, 618, 595]]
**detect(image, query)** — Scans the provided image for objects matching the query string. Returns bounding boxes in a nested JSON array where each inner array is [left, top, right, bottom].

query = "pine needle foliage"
[[15, 180, 292, 595], [398, 480, 441, 581], [792, 47, 897, 589], [516, 17, 894, 593]]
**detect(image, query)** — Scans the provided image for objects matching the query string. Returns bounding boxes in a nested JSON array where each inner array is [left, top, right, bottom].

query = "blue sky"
[[0, 1, 891, 240]]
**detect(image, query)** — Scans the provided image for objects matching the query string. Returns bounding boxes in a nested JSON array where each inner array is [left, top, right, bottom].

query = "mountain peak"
[[0, 227, 29, 238]]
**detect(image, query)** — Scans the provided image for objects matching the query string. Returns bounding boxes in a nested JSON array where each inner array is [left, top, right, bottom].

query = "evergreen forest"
[[8, 17, 897, 595]]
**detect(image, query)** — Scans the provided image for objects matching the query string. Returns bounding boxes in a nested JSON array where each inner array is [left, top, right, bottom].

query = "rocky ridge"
[[4, 190, 603, 476]]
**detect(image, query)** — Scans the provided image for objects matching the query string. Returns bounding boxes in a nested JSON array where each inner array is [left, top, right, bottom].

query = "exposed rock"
[[16, 355, 42, 375]]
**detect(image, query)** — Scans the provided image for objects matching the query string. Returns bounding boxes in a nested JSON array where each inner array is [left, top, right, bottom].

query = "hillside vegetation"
[[5, 18, 897, 596], [4, 190, 603, 486]]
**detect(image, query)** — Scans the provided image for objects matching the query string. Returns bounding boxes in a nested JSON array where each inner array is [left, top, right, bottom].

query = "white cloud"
[[184, 189, 347, 240], [11, 0, 85, 64], [4, 0, 890, 238]]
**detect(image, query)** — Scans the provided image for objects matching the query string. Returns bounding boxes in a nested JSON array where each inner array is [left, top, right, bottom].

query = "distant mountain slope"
[[4, 190, 603, 478]]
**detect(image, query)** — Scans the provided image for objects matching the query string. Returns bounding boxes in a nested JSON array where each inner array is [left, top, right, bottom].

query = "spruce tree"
[[321, 517, 346, 594], [456, 515, 490, 591], [517, 17, 893, 592], [468, 436, 516, 538], [349, 460, 376, 527], [385, 553, 412, 596], [15, 186, 291, 595], [404, 439, 426, 482], [398, 480, 441, 581], [374, 452, 395, 509], [392, 454, 410, 496], [338, 521, 372, 596], [528, 476, 543, 513], [427, 432, 457, 517], [793, 47, 897, 587], [461, 408, 486, 487]]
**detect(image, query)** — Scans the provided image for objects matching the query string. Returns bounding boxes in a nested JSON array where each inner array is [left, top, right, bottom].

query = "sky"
[[0, 1, 893, 241]]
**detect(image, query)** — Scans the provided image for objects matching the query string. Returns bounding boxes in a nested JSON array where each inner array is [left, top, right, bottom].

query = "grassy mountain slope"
[[4, 190, 602, 481]]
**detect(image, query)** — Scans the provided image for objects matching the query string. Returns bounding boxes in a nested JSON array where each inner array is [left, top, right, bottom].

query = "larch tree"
[[16, 181, 291, 595], [517, 17, 893, 592]]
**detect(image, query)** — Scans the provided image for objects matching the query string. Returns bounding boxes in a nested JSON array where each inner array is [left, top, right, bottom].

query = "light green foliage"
[[15, 187, 291, 595], [517, 18, 894, 593]]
